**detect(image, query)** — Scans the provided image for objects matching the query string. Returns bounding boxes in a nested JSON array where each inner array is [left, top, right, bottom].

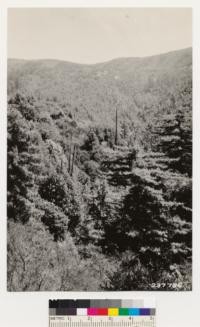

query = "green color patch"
[[119, 308, 129, 316]]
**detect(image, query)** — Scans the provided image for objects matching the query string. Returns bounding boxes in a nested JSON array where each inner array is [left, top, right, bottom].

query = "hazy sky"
[[8, 8, 192, 64]]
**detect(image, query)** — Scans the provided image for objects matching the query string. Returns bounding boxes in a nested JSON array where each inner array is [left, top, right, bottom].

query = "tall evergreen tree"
[[7, 95, 43, 223]]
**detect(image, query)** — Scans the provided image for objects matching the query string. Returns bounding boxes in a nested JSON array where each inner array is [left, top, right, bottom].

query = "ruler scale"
[[49, 299, 156, 327], [49, 317, 156, 327]]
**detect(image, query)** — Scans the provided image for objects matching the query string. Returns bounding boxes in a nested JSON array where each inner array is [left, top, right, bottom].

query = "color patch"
[[77, 308, 87, 316], [56, 308, 76, 315], [119, 308, 129, 316], [129, 308, 140, 316], [132, 300, 144, 308], [108, 308, 118, 316], [90, 300, 107, 308], [140, 308, 151, 316], [121, 300, 133, 307], [76, 300, 91, 308], [49, 308, 56, 316], [88, 308, 98, 315], [108, 300, 121, 308], [97, 308, 108, 316], [150, 308, 156, 315]]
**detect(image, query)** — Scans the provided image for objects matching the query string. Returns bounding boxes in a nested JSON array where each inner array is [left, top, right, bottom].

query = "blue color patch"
[[139, 308, 151, 315], [129, 308, 140, 315]]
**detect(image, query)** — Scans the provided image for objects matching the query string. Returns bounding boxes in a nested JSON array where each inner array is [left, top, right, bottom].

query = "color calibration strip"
[[50, 307, 156, 316], [49, 299, 156, 316], [49, 299, 156, 327]]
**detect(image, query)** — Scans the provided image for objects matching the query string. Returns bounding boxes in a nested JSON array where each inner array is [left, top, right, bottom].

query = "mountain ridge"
[[8, 47, 192, 131], [8, 46, 192, 66]]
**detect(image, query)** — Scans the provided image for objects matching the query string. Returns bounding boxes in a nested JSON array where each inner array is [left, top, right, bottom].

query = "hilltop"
[[8, 48, 192, 129]]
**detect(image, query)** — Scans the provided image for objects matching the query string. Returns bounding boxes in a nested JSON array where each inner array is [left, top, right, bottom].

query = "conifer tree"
[[7, 95, 43, 223]]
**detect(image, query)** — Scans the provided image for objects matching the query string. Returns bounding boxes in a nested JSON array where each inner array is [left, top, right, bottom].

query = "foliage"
[[7, 48, 192, 290]]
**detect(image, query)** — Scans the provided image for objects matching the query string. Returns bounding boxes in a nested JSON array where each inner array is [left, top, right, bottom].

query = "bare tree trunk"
[[68, 133, 73, 174], [71, 144, 76, 176], [115, 108, 118, 145]]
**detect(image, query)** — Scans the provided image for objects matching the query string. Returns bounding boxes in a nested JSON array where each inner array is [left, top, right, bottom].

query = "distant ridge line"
[[8, 47, 192, 66]]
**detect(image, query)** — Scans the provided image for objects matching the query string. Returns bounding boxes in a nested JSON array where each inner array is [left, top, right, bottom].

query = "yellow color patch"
[[108, 308, 119, 316]]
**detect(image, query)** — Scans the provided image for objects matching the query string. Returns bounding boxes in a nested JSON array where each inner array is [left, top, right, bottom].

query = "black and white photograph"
[[7, 8, 192, 291]]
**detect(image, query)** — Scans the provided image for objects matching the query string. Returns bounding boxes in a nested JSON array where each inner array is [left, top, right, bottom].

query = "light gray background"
[[0, 1, 200, 327]]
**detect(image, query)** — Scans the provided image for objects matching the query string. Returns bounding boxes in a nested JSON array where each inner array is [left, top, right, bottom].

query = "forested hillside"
[[7, 48, 192, 291]]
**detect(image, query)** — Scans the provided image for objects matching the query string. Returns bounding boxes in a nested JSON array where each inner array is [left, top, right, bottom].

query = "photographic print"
[[7, 8, 192, 291]]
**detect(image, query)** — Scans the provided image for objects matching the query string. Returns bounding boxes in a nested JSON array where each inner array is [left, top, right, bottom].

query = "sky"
[[8, 8, 192, 64]]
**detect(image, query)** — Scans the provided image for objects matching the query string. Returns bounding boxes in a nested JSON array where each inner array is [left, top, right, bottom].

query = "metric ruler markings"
[[49, 316, 156, 327]]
